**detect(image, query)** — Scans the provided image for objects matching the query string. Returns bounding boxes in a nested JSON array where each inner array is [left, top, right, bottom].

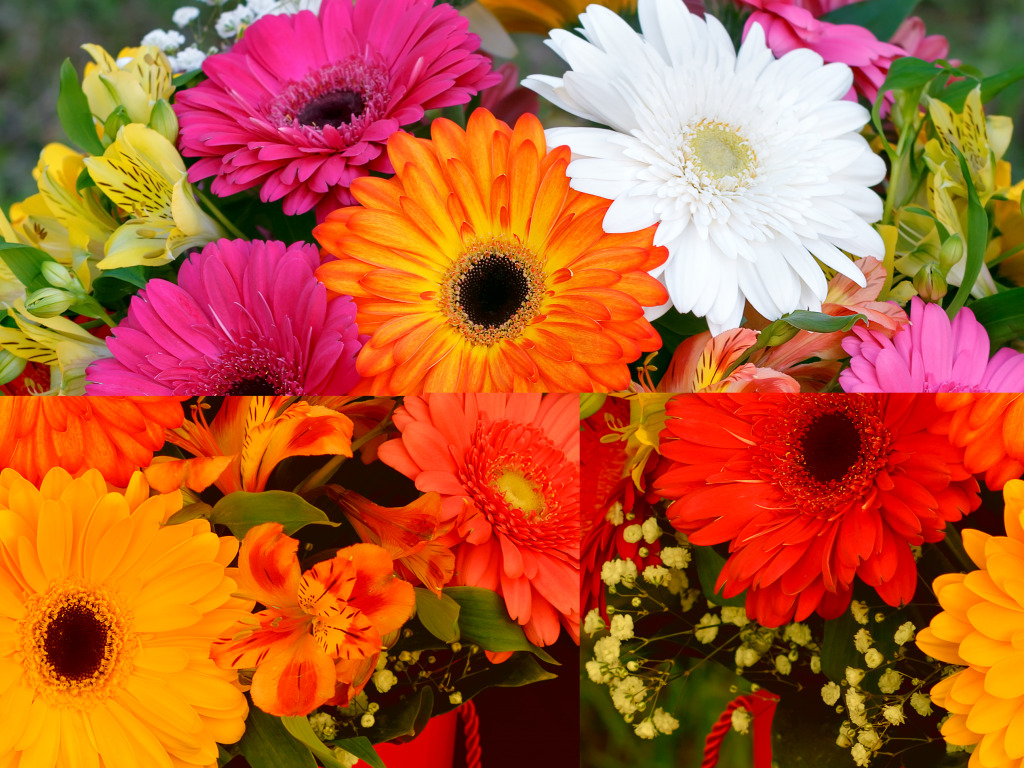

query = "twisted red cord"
[[461, 701, 482, 768], [701, 690, 780, 768]]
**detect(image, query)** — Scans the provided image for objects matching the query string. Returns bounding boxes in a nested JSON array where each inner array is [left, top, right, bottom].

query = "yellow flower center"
[[439, 236, 545, 346], [495, 469, 546, 519], [19, 581, 137, 709], [686, 121, 757, 184]]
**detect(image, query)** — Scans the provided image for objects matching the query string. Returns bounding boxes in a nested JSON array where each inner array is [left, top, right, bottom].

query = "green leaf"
[[57, 58, 105, 156], [945, 148, 988, 319], [821, 609, 862, 683], [693, 546, 745, 608], [172, 67, 204, 88], [941, 62, 1024, 111], [281, 716, 359, 768], [163, 502, 213, 527], [0, 242, 59, 293], [329, 737, 385, 768], [353, 687, 434, 748], [821, 0, 919, 40], [236, 705, 317, 768], [444, 587, 557, 663], [780, 310, 868, 334], [209, 490, 335, 538], [415, 588, 460, 644], [971, 287, 1024, 348]]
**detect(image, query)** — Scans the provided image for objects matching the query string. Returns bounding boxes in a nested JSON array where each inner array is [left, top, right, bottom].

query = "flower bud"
[[148, 98, 180, 143], [580, 393, 607, 419], [938, 233, 964, 272], [40, 261, 77, 290], [913, 263, 947, 302], [25, 287, 75, 318]]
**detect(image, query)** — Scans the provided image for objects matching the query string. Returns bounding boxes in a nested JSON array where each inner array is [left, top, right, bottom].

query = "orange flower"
[[478, 0, 636, 34], [144, 396, 354, 494], [314, 108, 668, 393], [327, 487, 456, 595], [655, 328, 800, 393], [212, 523, 415, 716], [378, 394, 580, 647], [935, 394, 1024, 490], [0, 396, 183, 487]]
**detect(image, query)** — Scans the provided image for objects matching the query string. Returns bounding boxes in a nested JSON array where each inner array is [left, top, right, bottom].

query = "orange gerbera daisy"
[[0, 396, 184, 487], [377, 394, 580, 647], [934, 394, 1024, 490], [144, 397, 354, 495], [314, 108, 668, 393], [0, 467, 251, 767], [211, 523, 414, 717]]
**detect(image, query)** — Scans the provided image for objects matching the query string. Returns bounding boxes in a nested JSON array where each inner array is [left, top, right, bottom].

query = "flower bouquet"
[[0, 393, 578, 768], [2, 0, 1022, 396], [582, 392, 1024, 768]]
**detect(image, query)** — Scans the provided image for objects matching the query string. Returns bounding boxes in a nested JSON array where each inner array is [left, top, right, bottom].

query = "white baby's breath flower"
[[721, 606, 749, 628], [642, 564, 670, 586], [894, 621, 916, 646], [522, 0, 884, 333], [610, 614, 635, 641], [623, 524, 643, 544], [854, 628, 873, 654], [910, 691, 933, 717], [659, 546, 690, 569], [851, 742, 872, 767], [611, 676, 646, 715], [864, 648, 884, 669], [775, 654, 791, 675], [634, 718, 658, 739], [731, 706, 752, 735], [783, 622, 811, 647], [735, 645, 759, 668], [594, 636, 622, 665], [653, 707, 680, 735], [606, 501, 624, 525], [168, 45, 207, 73], [641, 517, 661, 543], [172, 6, 201, 26], [857, 728, 880, 750], [846, 667, 866, 687], [882, 704, 905, 725], [878, 669, 902, 694], [140, 28, 186, 51], [695, 612, 720, 643], [821, 682, 841, 706], [586, 660, 611, 684], [851, 600, 870, 625], [372, 669, 397, 694], [584, 608, 607, 636]]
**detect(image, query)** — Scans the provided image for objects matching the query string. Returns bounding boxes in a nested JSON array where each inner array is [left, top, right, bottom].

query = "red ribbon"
[[701, 689, 780, 768]]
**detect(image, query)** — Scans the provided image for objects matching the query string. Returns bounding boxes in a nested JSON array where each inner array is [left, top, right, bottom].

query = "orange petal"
[[249, 631, 336, 716], [234, 523, 301, 608]]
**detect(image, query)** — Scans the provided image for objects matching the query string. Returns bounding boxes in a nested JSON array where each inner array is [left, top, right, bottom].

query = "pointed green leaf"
[[329, 737, 385, 768], [945, 148, 988, 318], [209, 491, 335, 538], [781, 310, 868, 333], [694, 546, 745, 608], [57, 58, 105, 156], [281, 716, 359, 768], [415, 588, 461, 644], [443, 587, 557, 663], [236, 705, 317, 768], [970, 287, 1024, 348], [0, 242, 60, 293]]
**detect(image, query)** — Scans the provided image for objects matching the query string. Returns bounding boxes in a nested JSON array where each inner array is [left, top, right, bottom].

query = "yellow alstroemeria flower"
[[0, 300, 111, 395], [81, 44, 176, 142], [84, 123, 225, 269]]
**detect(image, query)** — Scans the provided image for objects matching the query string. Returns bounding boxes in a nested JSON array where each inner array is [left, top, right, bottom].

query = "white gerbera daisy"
[[522, 0, 886, 333]]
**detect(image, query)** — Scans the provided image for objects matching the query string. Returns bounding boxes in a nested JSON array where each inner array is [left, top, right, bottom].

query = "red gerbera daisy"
[[581, 396, 663, 619], [655, 394, 980, 627], [378, 394, 579, 647]]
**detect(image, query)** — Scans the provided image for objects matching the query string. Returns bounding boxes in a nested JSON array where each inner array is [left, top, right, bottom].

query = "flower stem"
[[196, 188, 246, 240], [292, 409, 395, 494]]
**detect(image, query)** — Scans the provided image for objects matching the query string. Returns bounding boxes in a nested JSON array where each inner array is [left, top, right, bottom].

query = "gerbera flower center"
[[755, 396, 892, 516], [19, 582, 137, 709], [685, 121, 757, 185], [439, 238, 545, 346], [203, 338, 304, 395], [460, 418, 578, 548], [268, 59, 389, 142]]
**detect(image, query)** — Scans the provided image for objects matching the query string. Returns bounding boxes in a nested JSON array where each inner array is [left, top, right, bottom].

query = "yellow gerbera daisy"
[[0, 467, 252, 768], [916, 479, 1024, 767], [478, 0, 637, 34]]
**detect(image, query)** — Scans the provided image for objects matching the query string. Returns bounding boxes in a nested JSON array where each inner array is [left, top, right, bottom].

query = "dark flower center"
[[800, 412, 862, 483], [43, 604, 110, 682], [226, 376, 278, 395], [457, 254, 530, 329], [297, 90, 365, 129]]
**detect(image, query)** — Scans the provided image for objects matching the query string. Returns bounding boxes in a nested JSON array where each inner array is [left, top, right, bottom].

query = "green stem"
[[196, 188, 246, 239]]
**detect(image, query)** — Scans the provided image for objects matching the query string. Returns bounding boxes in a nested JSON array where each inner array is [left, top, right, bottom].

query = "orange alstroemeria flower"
[[144, 396, 354, 494], [212, 523, 415, 716], [0, 396, 184, 487], [328, 487, 456, 595]]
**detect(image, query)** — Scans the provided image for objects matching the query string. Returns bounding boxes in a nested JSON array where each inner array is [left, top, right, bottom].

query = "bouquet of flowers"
[[0, 393, 579, 768], [2, 0, 1022, 396], [582, 392, 1024, 768]]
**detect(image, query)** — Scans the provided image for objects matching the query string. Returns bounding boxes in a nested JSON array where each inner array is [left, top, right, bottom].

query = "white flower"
[[360, 713, 375, 728], [584, 608, 607, 636], [140, 28, 186, 51], [857, 728, 881, 750], [606, 501, 624, 525], [846, 667, 866, 687], [864, 648, 884, 669], [851, 600, 870, 625], [611, 676, 646, 715], [878, 669, 902, 694], [735, 645, 760, 668], [522, 0, 884, 334], [653, 707, 680, 735], [168, 46, 207, 73], [594, 636, 622, 665], [331, 748, 360, 768], [695, 612, 720, 643], [853, 628, 873, 653], [821, 682, 841, 706], [610, 614, 635, 641], [372, 669, 397, 694], [882, 704, 905, 725], [601, 558, 638, 587], [449, 691, 463, 706], [731, 706, 752, 735], [641, 516, 661, 543], [659, 546, 690, 569], [810, 654, 821, 674], [172, 6, 201, 26], [910, 692, 933, 717], [894, 621, 916, 646], [642, 564, 669, 586], [774, 655, 792, 675], [215, 6, 256, 38], [851, 742, 872, 767], [634, 718, 658, 739], [721, 606, 749, 628], [783, 622, 811, 647], [623, 524, 643, 544]]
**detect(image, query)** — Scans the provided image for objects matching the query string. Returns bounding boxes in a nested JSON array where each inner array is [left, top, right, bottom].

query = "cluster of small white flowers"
[[610, 614, 635, 641], [173, 6, 201, 26], [308, 712, 337, 741], [141, 29, 187, 51], [720, 606, 749, 628], [659, 546, 690, 570], [601, 558, 638, 588], [168, 46, 208, 72], [894, 621, 916, 646], [853, 628, 873, 653], [851, 600, 870, 625], [584, 608, 607, 637], [731, 707, 752, 735], [694, 612, 720, 644], [610, 675, 646, 715], [372, 668, 397, 694], [642, 564, 670, 586]]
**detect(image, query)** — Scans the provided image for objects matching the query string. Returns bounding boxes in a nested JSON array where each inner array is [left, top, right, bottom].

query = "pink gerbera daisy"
[[85, 239, 363, 395], [378, 394, 580, 648], [174, 0, 500, 219], [840, 296, 1024, 393]]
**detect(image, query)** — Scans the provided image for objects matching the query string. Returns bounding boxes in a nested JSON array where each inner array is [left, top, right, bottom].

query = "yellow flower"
[[477, 0, 636, 34], [0, 300, 111, 394], [0, 467, 251, 768], [81, 44, 176, 142], [84, 124, 224, 269], [916, 479, 1024, 768]]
